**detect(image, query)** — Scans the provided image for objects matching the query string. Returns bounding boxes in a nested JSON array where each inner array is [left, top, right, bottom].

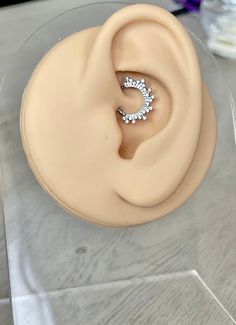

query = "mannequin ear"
[[78, 4, 204, 208]]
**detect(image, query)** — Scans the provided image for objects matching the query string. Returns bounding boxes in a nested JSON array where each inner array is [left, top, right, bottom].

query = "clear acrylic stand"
[[1, 2, 236, 324]]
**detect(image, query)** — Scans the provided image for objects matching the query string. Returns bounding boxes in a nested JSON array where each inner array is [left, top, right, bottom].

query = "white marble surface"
[[1, 1, 236, 325]]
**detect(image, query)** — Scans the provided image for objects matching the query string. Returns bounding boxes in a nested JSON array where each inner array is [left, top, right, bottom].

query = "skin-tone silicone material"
[[20, 4, 216, 226]]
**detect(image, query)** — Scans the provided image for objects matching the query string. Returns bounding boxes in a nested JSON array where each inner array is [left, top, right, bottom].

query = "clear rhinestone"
[[118, 76, 155, 124]]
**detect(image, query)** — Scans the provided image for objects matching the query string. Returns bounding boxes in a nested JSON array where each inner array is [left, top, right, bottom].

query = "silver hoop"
[[118, 77, 155, 124]]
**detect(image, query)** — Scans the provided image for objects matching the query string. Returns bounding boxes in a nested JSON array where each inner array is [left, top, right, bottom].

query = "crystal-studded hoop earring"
[[118, 77, 155, 124]]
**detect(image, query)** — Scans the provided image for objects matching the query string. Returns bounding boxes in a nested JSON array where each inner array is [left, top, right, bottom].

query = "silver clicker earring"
[[118, 77, 155, 124]]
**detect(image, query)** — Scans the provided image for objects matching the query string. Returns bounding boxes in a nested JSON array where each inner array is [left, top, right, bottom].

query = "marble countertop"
[[0, 1, 236, 324]]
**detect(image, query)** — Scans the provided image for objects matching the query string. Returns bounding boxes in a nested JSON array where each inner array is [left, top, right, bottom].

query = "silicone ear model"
[[21, 4, 216, 226]]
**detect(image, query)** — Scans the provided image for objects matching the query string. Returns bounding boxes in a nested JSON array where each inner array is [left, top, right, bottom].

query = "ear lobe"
[[80, 5, 204, 208]]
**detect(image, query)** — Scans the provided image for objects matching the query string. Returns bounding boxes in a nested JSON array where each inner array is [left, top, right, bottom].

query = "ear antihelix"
[[86, 5, 198, 80]]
